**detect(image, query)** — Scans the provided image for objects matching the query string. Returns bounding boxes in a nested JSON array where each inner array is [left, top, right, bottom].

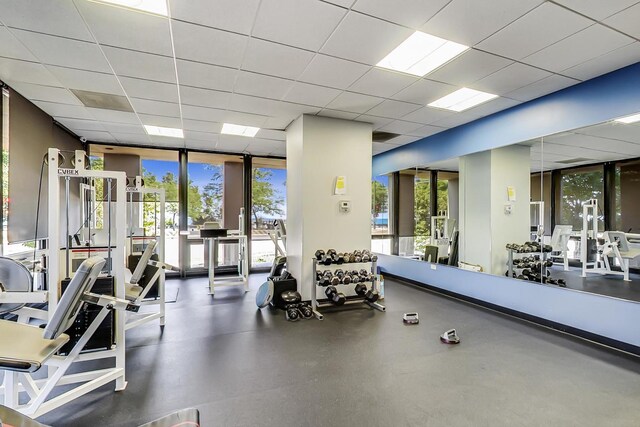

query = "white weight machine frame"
[[430, 214, 456, 260], [268, 219, 286, 257], [125, 177, 169, 330]]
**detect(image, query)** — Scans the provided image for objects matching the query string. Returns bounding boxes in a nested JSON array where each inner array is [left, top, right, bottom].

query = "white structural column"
[[286, 115, 373, 300], [459, 145, 531, 274]]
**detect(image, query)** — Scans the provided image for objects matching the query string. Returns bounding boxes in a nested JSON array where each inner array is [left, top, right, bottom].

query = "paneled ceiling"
[[1, 0, 639, 158], [424, 119, 640, 172]]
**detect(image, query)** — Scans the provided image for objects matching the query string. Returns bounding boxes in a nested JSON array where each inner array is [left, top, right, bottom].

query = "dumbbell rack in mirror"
[[311, 249, 386, 320]]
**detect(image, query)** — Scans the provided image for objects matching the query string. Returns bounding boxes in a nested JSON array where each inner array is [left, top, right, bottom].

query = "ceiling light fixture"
[[91, 0, 168, 16], [377, 31, 469, 77], [144, 125, 184, 138], [428, 88, 498, 112], [614, 113, 640, 124], [221, 123, 260, 137]]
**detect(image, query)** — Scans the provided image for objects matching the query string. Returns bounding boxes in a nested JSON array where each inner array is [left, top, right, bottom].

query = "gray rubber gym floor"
[[37, 274, 640, 427], [548, 266, 640, 302]]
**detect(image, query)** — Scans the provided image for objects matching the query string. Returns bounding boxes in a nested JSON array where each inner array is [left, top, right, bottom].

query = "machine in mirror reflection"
[[381, 115, 640, 303]]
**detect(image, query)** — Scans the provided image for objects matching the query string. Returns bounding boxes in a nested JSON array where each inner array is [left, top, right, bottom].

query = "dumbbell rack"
[[311, 258, 385, 320], [506, 249, 549, 278]]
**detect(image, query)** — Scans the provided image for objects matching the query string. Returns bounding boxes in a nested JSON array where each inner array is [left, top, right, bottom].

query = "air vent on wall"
[[71, 89, 134, 112], [556, 157, 593, 164], [372, 131, 400, 142]]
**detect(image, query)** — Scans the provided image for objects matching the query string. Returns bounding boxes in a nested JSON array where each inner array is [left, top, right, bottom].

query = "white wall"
[[490, 146, 531, 274], [286, 115, 372, 300], [459, 146, 531, 274]]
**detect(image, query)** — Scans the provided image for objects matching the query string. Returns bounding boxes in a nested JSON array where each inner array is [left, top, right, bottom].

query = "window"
[[413, 170, 431, 255], [371, 175, 390, 235], [614, 159, 640, 233], [557, 165, 604, 231], [251, 158, 286, 268]]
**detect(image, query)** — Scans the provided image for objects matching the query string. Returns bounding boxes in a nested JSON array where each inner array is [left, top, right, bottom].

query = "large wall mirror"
[[376, 113, 640, 304]]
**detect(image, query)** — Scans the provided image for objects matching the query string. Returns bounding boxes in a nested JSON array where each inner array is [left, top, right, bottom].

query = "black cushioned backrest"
[[130, 240, 157, 285], [43, 257, 105, 340]]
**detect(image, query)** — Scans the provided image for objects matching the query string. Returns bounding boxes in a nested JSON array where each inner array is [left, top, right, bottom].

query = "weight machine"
[[430, 213, 456, 261], [0, 148, 129, 417], [268, 219, 287, 257], [124, 176, 175, 330]]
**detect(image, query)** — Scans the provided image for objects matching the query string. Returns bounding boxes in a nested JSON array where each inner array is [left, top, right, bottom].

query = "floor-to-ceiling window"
[[557, 165, 604, 231], [251, 158, 286, 268], [371, 174, 392, 254]]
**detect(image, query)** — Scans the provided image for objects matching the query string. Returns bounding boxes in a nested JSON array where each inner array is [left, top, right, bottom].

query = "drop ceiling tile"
[[182, 120, 222, 133], [56, 118, 106, 132], [46, 66, 123, 95], [119, 77, 179, 103], [505, 74, 580, 102], [298, 54, 370, 89], [318, 109, 360, 121], [216, 135, 250, 152], [379, 120, 424, 134], [0, 0, 93, 41], [88, 108, 139, 124], [185, 137, 219, 151], [11, 29, 112, 73], [76, 0, 173, 56], [356, 114, 394, 129], [471, 62, 551, 95], [229, 94, 280, 116], [269, 146, 286, 157], [252, 0, 346, 51], [282, 83, 341, 107], [223, 111, 269, 128], [420, 0, 542, 46], [429, 112, 477, 129], [7, 82, 81, 105], [256, 129, 286, 141], [241, 38, 315, 80], [321, 11, 413, 65], [408, 124, 447, 138], [172, 20, 248, 68], [365, 99, 422, 119], [348, 68, 418, 98], [523, 24, 634, 74], [129, 98, 180, 117], [575, 123, 640, 144], [179, 86, 231, 110], [427, 49, 512, 86], [234, 72, 293, 100], [263, 116, 294, 130], [138, 114, 182, 128], [324, 0, 356, 7], [325, 91, 384, 114], [111, 132, 151, 144], [169, 0, 260, 35], [76, 130, 116, 143], [102, 47, 176, 83], [555, 0, 639, 20], [176, 60, 237, 92], [245, 140, 285, 156], [0, 58, 60, 86], [477, 3, 591, 60], [401, 106, 455, 124], [372, 142, 397, 154], [270, 101, 321, 119], [101, 123, 146, 135], [33, 101, 93, 120], [454, 96, 521, 120], [391, 78, 457, 105], [352, 0, 451, 29], [385, 135, 419, 145], [0, 27, 37, 61], [549, 133, 640, 155], [562, 42, 640, 81]]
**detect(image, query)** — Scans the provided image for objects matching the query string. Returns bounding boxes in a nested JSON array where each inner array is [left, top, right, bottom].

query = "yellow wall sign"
[[334, 176, 347, 195]]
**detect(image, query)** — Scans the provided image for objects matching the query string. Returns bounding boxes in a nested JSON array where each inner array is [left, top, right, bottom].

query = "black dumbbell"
[[353, 250, 362, 262], [342, 271, 352, 285], [557, 279, 567, 288], [364, 289, 379, 303], [286, 307, 300, 321], [336, 253, 345, 265], [322, 254, 333, 266], [315, 249, 325, 260], [298, 305, 313, 319], [354, 283, 367, 296], [362, 252, 371, 262], [335, 269, 345, 282], [330, 273, 340, 286], [318, 271, 332, 287], [325, 286, 346, 305]]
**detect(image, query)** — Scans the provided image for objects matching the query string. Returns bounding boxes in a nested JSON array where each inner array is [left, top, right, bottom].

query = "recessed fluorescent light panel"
[[614, 113, 640, 124], [221, 123, 260, 137], [92, 0, 168, 16], [377, 31, 469, 77], [428, 88, 498, 112], [144, 125, 184, 138]]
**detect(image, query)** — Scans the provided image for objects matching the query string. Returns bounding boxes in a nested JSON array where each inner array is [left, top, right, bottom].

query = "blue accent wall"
[[373, 62, 640, 176]]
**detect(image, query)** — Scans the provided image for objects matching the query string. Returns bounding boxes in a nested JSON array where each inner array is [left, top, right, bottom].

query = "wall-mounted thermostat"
[[339, 200, 351, 213], [504, 204, 512, 215]]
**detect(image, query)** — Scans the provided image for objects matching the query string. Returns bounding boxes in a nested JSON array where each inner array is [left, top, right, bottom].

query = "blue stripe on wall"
[[373, 62, 640, 176]]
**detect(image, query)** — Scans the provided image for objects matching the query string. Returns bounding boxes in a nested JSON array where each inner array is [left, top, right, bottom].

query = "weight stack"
[[127, 253, 160, 299], [58, 276, 116, 355]]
